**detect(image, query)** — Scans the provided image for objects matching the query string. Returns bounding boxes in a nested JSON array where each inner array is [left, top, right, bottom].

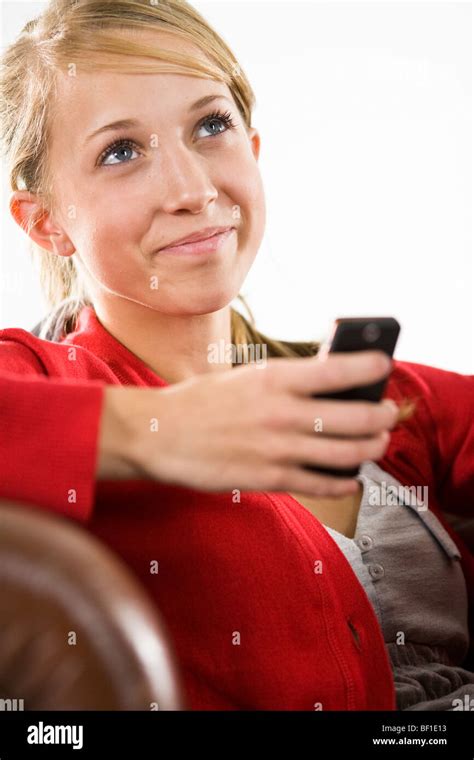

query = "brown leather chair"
[[0, 500, 186, 710]]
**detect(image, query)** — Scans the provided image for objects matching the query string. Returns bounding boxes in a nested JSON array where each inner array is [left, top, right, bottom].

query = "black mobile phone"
[[304, 317, 401, 479]]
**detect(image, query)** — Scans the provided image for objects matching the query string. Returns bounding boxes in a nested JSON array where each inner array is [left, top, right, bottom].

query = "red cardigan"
[[0, 305, 473, 710]]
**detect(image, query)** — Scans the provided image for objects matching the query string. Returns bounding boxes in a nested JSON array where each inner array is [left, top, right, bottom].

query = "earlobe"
[[9, 190, 75, 257]]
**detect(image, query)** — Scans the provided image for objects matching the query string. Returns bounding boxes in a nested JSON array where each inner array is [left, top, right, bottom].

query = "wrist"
[[96, 386, 147, 479]]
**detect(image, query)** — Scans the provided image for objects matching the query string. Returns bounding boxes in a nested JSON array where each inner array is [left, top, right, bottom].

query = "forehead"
[[50, 29, 231, 141]]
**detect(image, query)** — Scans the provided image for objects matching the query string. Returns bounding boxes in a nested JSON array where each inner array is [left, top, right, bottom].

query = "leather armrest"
[[0, 500, 186, 710]]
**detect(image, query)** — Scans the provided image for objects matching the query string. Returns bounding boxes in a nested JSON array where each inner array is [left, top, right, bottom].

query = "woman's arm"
[[0, 342, 104, 521], [1, 338, 400, 512]]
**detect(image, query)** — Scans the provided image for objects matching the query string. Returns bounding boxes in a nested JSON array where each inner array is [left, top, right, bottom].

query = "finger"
[[270, 397, 399, 436], [274, 429, 390, 469], [268, 465, 360, 498], [271, 350, 392, 396]]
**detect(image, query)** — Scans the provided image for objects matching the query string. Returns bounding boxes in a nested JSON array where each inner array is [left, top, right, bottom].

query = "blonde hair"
[[0, 0, 415, 421]]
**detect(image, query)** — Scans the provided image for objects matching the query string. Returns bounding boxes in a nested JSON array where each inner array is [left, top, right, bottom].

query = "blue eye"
[[97, 109, 237, 167], [98, 139, 141, 167], [196, 109, 237, 138]]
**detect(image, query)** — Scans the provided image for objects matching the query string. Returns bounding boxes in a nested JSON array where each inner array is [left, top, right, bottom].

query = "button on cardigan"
[[0, 306, 473, 710]]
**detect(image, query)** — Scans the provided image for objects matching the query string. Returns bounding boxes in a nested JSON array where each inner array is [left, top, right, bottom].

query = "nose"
[[153, 142, 218, 214]]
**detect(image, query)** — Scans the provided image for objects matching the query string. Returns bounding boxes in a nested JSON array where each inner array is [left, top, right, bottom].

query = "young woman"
[[0, 0, 473, 711]]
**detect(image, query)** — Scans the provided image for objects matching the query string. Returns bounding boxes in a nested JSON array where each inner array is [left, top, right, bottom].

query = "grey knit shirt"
[[323, 460, 474, 710]]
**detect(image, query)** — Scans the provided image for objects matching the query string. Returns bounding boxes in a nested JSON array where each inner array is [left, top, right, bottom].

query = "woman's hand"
[[98, 350, 399, 497]]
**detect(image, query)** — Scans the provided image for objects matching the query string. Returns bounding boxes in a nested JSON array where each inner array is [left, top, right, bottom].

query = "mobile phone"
[[304, 317, 401, 479]]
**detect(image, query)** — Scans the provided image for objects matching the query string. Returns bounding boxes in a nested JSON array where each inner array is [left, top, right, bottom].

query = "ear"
[[247, 128, 261, 162], [9, 190, 75, 257]]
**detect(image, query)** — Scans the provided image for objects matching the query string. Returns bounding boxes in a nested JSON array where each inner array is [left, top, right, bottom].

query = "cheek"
[[88, 193, 145, 240], [77, 195, 147, 272], [233, 164, 266, 245], [75, 220, 145, 290]]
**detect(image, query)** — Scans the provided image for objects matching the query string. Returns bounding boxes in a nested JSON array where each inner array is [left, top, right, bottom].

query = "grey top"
[[323, 459, 474, 710]]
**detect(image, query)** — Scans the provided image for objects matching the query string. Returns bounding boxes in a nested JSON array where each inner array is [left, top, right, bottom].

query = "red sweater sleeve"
[[0, 339, 105, 522], [389, 361, 474, 518]]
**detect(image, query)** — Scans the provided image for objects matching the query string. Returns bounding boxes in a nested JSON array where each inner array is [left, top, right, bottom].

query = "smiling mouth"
[[160, 225, 235, 250], [155, 227, 236, 257]]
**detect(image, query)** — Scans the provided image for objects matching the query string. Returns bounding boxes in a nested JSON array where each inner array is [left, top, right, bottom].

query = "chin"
[[171, 293, 236, 316]]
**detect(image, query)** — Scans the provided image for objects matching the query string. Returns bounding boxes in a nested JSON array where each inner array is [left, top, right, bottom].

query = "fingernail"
[[382, 398, 398, 414]]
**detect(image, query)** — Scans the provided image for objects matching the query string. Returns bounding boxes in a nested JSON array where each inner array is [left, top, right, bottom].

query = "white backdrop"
[[1, 0, 472, 372]]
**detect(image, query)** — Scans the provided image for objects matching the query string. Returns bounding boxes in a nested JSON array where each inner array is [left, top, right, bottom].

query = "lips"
[[159, 226, 234, 251], [155, 228, 236, 258]]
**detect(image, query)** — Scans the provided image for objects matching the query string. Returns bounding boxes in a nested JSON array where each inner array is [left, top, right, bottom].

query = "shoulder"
[[388, 357, 473, 420], [0, 326, 117, 382], [391, 356, 472, 388], [0, 327, 50, 375], [391, 357, 459, 391]]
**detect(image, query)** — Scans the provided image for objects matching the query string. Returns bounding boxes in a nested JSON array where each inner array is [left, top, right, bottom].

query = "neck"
[[92, 293, 234, 384]]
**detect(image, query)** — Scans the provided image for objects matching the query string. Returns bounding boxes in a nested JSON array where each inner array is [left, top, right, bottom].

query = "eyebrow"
[[84, 94, 234, 145]]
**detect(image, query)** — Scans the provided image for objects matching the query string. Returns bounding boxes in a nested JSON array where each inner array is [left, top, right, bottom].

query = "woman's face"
[[44, 30, 265, 316]]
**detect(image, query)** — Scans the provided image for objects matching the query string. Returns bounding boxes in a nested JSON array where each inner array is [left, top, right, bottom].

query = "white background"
[[1, 0, 472, 372]]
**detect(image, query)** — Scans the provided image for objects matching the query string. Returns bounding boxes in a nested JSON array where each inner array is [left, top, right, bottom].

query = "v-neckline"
[[285, 471, 369, 540]]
